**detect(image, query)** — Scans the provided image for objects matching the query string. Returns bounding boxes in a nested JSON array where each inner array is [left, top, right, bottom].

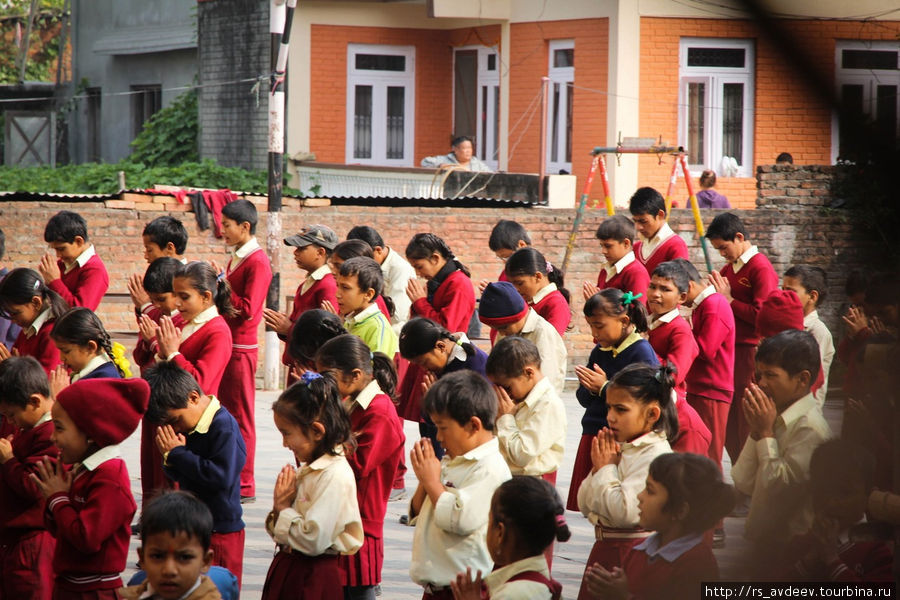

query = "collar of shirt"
[[231, 236, 260, 260], [71, 353, 112, 382], [191, 305, 219, 327], [81, 443, 121, 471], [345, 302, 381, 327], [621, 430, 668, 451], [191, 396, 221, 435], [448, 333, 472, 364], [301, 264, 331, 294], [803, 310, 819, 328], [519, 308, 540, 334], [302, 447, 345, 473], [777, 393, 817, 429], [599, 330, 643, 356], [639, 222, 674, 246], [64, 244, 96, 274], [733, 245, 759, 273], [35, 410, 53, 427], [350, 378, 383, 412], [484, 554, 551, 595], [690, 284, 716, 309], [604, 251, 636, 280], [138, 576, 202, 600], [25, 307, 53, 338], [633, 531, 705, 563], [648, 307, 680, 331], [531, 282, 558, 305], [446, 436, 500, 467], [520, 376, 553, 410]]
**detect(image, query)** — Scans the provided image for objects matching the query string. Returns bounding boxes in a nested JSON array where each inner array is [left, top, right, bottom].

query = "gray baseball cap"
[[283, 224, 338, 250]]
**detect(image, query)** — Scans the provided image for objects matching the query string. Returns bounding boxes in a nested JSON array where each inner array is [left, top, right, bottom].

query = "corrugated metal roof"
[[0, 191, 117, 201], [325, 195, 533, 208]]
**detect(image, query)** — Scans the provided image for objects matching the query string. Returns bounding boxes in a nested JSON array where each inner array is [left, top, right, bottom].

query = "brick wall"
[[198, 0, 269, 170], [0, 171, 868, 369]]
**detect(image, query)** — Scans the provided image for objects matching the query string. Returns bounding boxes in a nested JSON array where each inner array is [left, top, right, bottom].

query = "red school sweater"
[[647, 315, 699, 402], [12, 321, 61, 376], [171, 316, 233, 395], [225, 247, 273, 349], [49, 254, 110, 310], [596, 260, 650, 300], [623, 537, 719, 600], [411, 270, 475, 333], [45, 458, 136, 592], [0, 420, 58, 536], [281, 273, 338, 366], [686, 291, 736, 403], [531, 289, 570, 337], [721, 253, 778, 346], [673, 399, 711, 455], [633, 234, 689, 278]]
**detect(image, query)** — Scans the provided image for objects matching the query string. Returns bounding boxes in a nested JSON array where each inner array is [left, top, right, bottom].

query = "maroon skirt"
[[262, 550, 342, 600], [566, 434, 594, 511]]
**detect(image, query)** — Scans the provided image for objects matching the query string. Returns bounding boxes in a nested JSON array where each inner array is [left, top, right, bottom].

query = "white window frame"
[[452, 45, 500, 170], [832, 40, 900, 163], [546, 39, 574, 175], [345, 44, 416, 166], [678, 38, 755, 178]]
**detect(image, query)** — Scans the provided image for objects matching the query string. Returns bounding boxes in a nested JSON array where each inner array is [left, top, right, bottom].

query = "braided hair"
[[51, 307, 131, 377]]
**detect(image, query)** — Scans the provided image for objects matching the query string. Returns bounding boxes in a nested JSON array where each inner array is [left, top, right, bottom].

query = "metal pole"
[[538, 77, 549, 205], [597, 154, 615, 216], [561, 153, 600, 275], [678, 153, 713, 272], [663, 156, 679, 217]]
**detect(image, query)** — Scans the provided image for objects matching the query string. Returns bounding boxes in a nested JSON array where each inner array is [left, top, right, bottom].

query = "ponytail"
[[0, 268, 68, 321], [214, 273, 238, 318], [398, 317, 475, 361], [505, 247, 570, 304], [405, 233, 471, 278], [316, 334, 398, 399], [176, 262, 238, 319], [583, 287, 648, 333], [608, 363, 679, 441], [492, 476, 571, 557]]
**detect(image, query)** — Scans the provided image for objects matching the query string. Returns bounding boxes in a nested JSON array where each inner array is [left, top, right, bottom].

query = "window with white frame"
[[546, 40, 574, 174], [678, 38, 754, 177], [834, 41, 900, 162], [452, 46, 500, 169], [346, 44, 415, 166]]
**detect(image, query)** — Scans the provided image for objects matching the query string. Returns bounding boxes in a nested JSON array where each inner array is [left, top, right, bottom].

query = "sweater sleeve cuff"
[[756, 436, 780, 460], [47, 492, 71, 513], [273, 507, 302, 544]]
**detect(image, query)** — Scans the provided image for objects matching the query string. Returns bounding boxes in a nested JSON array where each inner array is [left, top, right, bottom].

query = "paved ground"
[[118, 387, 844, 599]]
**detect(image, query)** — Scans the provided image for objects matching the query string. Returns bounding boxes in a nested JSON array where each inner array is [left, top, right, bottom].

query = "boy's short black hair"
[[143, 362, 203, 424], [784, 265, 828, 305], [44, 210, 88, 243], [705, 212, 748, 242], [139, 490, 214, 550], [485, 336, 542, 379], [143, 216, 188, 255], [652, 261, 690, 294], [595, 215, 635, 243], [220, 200, 259, 235], [0, 356, 50, 408], [143, 257, 181, 294], [488, 220, 532, 252], [628, 187, 666, 217], [755, 329, 820, 384], [671, 258, 702, 283], [346, 225, 385, 250], [423, 370, 496, 431]]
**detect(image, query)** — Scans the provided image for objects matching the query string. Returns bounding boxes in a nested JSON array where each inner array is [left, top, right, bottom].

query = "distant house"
[[269, 0, 900, 208], [66, 0, 197, 163]]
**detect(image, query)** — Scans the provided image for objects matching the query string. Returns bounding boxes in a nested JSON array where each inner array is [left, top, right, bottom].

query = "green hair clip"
[[621, 291, 643, 306]]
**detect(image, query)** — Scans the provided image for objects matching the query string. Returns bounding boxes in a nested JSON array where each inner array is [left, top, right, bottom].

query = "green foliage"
[[0, 1, 67, 84], [129, 90, 199, 166]]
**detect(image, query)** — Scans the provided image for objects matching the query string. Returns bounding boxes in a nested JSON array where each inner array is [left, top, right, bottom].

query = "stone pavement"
[[118, 387, 844, 599]]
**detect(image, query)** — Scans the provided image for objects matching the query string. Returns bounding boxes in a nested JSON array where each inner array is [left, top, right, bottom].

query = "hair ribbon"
[[300, 371, 323, 385], [555, 514, 567, 528], [621, 291, 642, 306], [216, 271, 226, 282]]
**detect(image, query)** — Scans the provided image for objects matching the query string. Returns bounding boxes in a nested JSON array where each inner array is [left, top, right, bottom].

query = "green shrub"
[[129, 90, 199, 166]]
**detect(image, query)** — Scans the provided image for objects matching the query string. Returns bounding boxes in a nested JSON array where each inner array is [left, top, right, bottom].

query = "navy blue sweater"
[[576, 337, 659, 436], [164, 405, 246, 533], [444, 344, 489, 378], [81, 361, 121, 380]]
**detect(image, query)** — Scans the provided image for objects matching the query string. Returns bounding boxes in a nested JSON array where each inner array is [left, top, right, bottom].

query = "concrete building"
[[67, 0, 197, 163]]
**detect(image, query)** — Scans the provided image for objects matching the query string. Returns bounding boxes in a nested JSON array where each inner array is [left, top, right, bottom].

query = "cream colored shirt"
[[227, 237, 261, 271], [731, 393, 832, 543], [496, 309, 567, 393], [732, 245, 759, 274], [179, 305, 219, 343], [638, 223, 675, 262], [484, 554, 554, 600], [71, 353, 112, 382], [496, 377, 567, 476], [63, 244, 96, 274], [530, 282, 558, 305], [689, 283, 715, 309], [577, 431, 671, 528], [380, 247, 415, 333], [265, 449, 364, 556], [648, 307, 680, 331], [409, 437, 511, 587], [347, 378, 381, 412], [603, 251, 636, 281], [25, 307, 52, 338], [804, 310, 834, 408], [301, 265, 331, 295]]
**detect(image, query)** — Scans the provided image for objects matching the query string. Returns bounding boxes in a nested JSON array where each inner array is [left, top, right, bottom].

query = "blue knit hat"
[[479, 281, 528, 327]]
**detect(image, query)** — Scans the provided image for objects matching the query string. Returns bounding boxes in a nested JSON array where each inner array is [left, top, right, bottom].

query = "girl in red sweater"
[[505, 247, 571, 336], [155, 262, 236, 395], [584, 452, 734, 600], [315, 335, 405, 600], [0, 268, 67, 375]]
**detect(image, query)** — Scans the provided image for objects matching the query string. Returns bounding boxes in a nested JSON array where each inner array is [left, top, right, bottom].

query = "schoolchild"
[[133, 257, 184, 372], [628, 187, 689, 276], [39, 210, 109, 310], [481, 220, 532, 343], [404, 232, 475, 333], [327, 239, 391, 321], [568, 289, 658, 511], [50, 307, 130, 382], [262, 372, 363, 600], [315, 335, 405, 599], [336, 257, 398, 357], [0, 228, 21, 350], [287, 309, 345, 373], [0, 267, 67, 374], [142, 215, 189, 264], [505, 247, 571, 336], [584, 214, 650, 302], [782, 265, 834, 407], [576, 364, 677, 600]]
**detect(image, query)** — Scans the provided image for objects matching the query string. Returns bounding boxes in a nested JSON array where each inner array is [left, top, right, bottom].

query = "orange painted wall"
[[638, 17, 900, 210], [507, 19, 609, 199]]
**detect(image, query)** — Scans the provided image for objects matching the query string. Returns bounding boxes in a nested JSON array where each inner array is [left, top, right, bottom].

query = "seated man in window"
[[421, 135, 493, 172]]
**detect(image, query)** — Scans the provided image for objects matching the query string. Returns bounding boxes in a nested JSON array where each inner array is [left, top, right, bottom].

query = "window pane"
[[492, 86, 499, 160], [480, 85, 488, 159], [565, 82, 573, 163], [551, 83, 560, 162], [553, 48, 574, 68], [842, 50, 898, 70], [876, 85, 898, 145], [722, 83, 744, 164], [687, 82, 705, 164], [687, 47, 745, 68], [487, 53, 497, 71], [386, 86, 405, 159], [355, 54, 406, 71], [839, 84, 864, 160], [353, 85, 372, 159]]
